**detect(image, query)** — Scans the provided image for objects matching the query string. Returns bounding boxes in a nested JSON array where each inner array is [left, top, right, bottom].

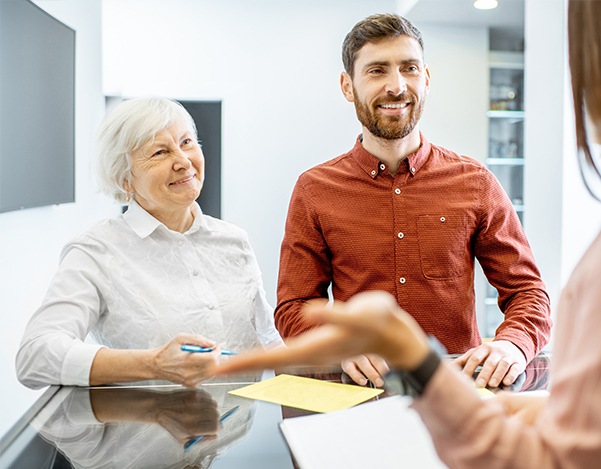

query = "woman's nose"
[[172, 149, 192, 169]]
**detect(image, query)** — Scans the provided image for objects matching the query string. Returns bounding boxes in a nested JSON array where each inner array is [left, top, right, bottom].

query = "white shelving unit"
[[479, 51, 525, 338]]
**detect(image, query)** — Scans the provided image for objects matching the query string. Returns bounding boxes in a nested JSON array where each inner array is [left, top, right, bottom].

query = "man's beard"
[[354, 92, 424, 140]]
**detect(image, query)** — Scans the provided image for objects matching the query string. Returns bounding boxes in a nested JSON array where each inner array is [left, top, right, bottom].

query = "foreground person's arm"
[[215, 291, 601, 468]]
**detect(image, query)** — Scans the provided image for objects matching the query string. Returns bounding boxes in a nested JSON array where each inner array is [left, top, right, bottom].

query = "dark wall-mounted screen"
[[179, 100, 222, 219], [0, 0, 75, 213]]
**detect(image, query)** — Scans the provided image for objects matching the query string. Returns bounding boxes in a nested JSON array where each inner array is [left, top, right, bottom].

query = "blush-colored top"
[[16, 201, 283, 389], [276, 134, 551, 361], [415, 229, 601, 468]]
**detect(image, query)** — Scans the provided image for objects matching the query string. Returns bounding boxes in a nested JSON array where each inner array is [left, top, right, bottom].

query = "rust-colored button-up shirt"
[[275, 135, 551, 362]]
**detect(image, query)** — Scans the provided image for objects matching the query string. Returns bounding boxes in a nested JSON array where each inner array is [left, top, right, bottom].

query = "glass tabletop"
[[0, 355, 551, 469]]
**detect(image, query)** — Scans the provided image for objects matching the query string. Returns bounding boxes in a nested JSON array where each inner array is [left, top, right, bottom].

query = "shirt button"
[[397, 232, 404, 239], [399, 277, 406, 284], [371, 170, 376, 176], [178, 240, 184, 246], [192, 269, 199, 276], [394, 188, 401, 195], [379, 163, 386, 170], [411, 167, 416, 174], [208, 304, 215, 310], [440, 217, 446, 223]]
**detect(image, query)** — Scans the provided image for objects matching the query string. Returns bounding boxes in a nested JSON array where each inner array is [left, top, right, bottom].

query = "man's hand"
[[454, 340, 526, 388], [341, 354, 390, 387]]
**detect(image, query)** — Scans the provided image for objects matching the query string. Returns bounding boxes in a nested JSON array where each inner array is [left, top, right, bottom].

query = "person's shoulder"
[[430, 143, 487, 170], [61, 216, 126, 257], [297, 152, 352, 183], [200, 215, 248, 237]]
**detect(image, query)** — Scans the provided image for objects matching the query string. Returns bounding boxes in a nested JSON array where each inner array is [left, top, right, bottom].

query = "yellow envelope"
[[228, 374, 384, 413]]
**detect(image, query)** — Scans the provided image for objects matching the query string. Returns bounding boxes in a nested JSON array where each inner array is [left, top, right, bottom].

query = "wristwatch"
[[383, 336, 446, 398]]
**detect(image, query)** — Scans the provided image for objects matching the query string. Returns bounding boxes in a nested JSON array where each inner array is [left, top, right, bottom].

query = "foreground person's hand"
[[214, 291, 430, 376], [494, 390, 549, 426]]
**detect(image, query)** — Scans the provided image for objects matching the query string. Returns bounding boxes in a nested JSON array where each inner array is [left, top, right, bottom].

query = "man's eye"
[[368, 68, 384, 74]]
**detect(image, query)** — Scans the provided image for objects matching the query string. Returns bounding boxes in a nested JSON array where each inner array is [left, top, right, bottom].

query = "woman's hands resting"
[[90, 333, 220, 389]]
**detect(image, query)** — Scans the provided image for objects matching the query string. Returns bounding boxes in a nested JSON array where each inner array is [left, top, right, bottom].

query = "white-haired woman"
[[16, 97, 283, 390]]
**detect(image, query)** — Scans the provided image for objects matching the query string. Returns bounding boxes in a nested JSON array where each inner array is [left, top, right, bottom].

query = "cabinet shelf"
[[478, 48, 526, 340], [489, 51, 524, 70], [486, 110, 525, 119], [486, 157, 524, 166]]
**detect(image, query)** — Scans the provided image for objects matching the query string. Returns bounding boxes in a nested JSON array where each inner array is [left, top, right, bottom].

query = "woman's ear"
[[340, 72, 355, 103]]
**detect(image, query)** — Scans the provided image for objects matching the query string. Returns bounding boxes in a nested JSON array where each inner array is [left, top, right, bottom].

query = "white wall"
[[0, 0, 119, 437], [413, 24, 489, 162]]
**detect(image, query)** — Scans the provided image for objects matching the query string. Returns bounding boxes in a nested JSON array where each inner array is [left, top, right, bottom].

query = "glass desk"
[[0, 355, 550, 469]]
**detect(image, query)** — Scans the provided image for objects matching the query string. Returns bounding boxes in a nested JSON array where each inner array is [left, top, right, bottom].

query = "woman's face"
[[126, 116, 204, 219]]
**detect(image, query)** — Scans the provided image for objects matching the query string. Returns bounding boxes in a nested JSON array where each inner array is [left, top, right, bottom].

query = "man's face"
[[341, 35, 430, 140]]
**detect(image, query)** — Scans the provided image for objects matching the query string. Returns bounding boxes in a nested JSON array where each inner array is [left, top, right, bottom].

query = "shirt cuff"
[[412, 362, 487, 437], [61, 342, 106, 386]]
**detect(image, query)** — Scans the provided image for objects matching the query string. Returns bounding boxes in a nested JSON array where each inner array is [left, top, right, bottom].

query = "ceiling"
[[402, 0, 525, 50], [404, 0, 524, 29]]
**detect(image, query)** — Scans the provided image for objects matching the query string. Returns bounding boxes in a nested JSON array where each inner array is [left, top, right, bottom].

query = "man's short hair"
[[342, 13, 424, 77]]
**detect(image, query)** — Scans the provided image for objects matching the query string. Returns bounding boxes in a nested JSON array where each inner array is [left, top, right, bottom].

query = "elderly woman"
[[16, 97, 283, 390]]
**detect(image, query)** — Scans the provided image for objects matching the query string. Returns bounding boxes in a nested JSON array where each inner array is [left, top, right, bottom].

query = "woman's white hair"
[[96, 97, 197, 203]]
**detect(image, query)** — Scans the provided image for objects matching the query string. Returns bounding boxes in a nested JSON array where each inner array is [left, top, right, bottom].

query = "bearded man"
[[274, 13, 551, 390]]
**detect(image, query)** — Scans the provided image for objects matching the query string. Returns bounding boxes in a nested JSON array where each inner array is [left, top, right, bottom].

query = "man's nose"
[[385, 71, 407, 95]]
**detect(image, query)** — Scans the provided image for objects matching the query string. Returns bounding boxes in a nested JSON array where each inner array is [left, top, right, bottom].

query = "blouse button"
[[371, 170, 376, 176], [411, 167, 416, 174], [440, 217, 446, 223], [399, 277, 406, 284], [394, 188, 401, 195], [397, 232, 404, 239], [379, 163, 386, 170]]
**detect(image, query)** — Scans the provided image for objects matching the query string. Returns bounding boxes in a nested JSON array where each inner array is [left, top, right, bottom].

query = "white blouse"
[[17, 201, 283, 389]]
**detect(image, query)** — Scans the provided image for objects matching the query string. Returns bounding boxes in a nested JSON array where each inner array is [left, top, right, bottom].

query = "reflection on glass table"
[[0, 358, 551, 468]]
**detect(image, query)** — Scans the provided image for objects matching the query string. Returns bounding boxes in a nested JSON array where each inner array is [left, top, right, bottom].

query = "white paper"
[[279, 396, 448, 469]]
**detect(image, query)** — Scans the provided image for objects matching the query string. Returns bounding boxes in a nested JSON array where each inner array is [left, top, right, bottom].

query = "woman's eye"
[[182, 138, 193, 146], [152, 149, 166, 157]]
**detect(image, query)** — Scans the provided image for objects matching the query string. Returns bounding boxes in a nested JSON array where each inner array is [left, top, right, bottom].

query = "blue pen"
[[181, 344, 238, 356], [184, 405, 240, 450]]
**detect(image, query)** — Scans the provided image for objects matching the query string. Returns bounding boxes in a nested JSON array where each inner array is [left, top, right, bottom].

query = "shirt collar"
[[123, 199, 206, 239], [352, 132, 432, 178]]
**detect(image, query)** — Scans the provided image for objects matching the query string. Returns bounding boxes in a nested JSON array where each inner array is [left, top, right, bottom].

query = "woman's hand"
[[90, 333, 219, 388], [150, 333, 220, 389], [215, 291, 430, 376]]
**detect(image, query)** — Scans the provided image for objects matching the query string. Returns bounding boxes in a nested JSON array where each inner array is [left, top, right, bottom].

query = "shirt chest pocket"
[[416, 214, 470, 280]]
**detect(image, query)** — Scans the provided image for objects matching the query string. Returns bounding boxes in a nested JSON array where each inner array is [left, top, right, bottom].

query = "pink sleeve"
[[413, 364, 566, 469]]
